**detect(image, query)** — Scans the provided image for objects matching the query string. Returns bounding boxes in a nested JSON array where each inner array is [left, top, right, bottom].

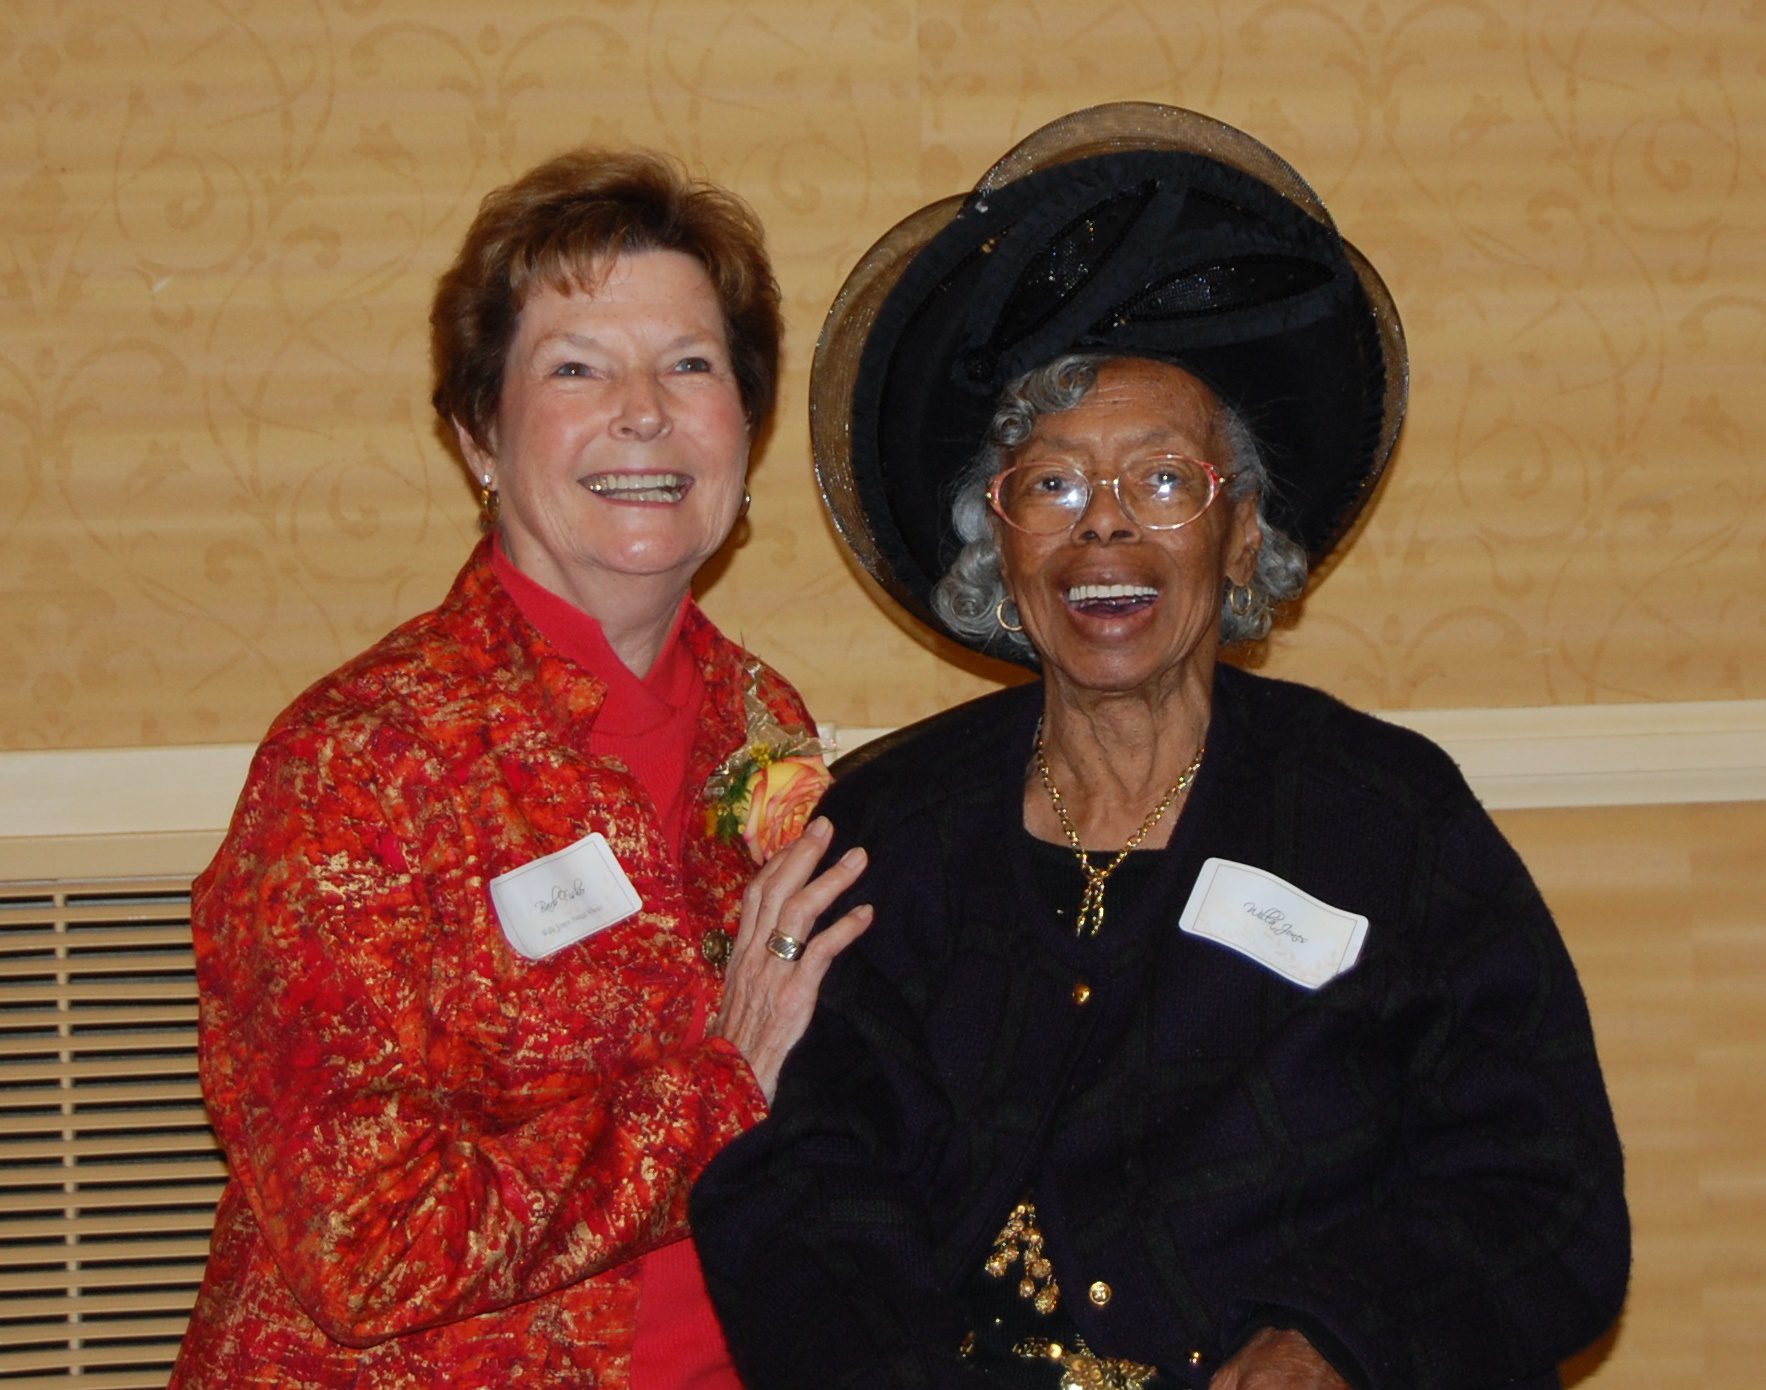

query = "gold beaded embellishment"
[[1012, 1337, 1161, 1390], [973, 1199, 1161, 1388], [985, 1198, 1061, 1315]]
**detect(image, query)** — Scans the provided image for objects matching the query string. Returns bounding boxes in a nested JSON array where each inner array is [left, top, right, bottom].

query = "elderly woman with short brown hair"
[[693, 106, 1629, 1390], [171, 148, 867, 1387]]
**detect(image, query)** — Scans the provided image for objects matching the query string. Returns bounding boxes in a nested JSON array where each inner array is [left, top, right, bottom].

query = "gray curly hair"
[[930, 354, 1309, 662]]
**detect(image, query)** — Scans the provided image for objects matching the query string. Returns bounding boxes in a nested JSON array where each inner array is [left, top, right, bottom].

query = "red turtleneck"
[[490, 543, 739, 1390]]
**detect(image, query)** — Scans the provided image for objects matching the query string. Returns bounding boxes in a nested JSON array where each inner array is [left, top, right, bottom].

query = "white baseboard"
[[829, 699, 1766, 812], [1370, 701, 1766, 810], [3, 702, 1762, 862]]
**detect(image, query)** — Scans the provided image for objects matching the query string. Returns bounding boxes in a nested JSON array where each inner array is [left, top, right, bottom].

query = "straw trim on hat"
[[810, 103, 1407, 655]]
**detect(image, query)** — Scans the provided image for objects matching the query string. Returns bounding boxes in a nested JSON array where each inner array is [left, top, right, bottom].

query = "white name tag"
[[1178, 857, 1368, 990], [488, 832, 643, 961]]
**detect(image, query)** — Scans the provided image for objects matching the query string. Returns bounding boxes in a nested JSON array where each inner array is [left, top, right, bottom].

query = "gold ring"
[[765, 932, 806, 962]]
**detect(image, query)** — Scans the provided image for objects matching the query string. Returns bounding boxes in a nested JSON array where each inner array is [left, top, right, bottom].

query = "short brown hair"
[[431, 148, 782, 452]]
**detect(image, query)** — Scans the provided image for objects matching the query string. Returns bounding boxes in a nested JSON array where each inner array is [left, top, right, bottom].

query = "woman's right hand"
[[709, 816, 872, 1102], [1207, 1328, 1351, 1390]]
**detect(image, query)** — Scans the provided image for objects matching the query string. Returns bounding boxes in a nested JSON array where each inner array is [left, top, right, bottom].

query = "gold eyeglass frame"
[[986, 454, 1233, 535]]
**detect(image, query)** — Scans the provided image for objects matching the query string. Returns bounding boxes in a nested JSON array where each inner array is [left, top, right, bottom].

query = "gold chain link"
[[1035, 731, 1203, 936]]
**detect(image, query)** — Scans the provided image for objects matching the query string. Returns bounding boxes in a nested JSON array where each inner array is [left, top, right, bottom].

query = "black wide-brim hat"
[[810, 103, 1408, 657]]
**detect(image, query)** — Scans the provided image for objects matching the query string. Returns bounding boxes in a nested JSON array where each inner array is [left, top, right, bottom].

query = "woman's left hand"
[[1208, 1327, 1351, 1390], [710, 816, 872, 1102]]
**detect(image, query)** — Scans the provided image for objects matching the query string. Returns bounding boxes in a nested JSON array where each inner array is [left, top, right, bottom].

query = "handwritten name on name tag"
[[489, 832, 643, 961], [1178, 857, 1368, 990]]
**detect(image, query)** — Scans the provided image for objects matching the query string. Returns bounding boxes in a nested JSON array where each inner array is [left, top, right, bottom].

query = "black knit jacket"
[[692, 665, 1629, 1390]]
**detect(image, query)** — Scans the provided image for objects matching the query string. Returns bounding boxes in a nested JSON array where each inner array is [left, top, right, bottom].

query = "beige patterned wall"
[[2, 0, 1761, 750], [1497, 799, 1766, 1389]]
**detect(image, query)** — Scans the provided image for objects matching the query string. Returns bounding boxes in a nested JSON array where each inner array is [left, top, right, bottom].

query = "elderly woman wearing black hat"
[[692, 106, 1628, 1390]]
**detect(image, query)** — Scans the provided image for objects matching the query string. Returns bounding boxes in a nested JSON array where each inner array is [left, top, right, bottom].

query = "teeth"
[[585, 473, 689, 499], [1067, 583, 1157, 602]]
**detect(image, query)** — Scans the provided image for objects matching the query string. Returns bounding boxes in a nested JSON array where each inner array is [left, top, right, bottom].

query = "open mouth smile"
[[583, 472, 690, 503], [1065, 582, 1158, 616]]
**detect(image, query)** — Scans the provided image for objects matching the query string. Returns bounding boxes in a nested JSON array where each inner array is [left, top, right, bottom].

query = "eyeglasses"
[[987, 454, 1231, 535]]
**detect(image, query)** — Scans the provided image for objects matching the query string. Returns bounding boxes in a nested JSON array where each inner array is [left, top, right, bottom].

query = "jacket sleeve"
[[692, 808, 996, 1390], [193, 727, 769, 1347], [1225, 794, 1630, 1390]]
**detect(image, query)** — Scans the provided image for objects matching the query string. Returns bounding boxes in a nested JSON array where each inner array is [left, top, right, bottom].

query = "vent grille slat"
[[0, 900, 192, 929], [0, 1158, 227, 1188], [0, 981, 203, 1005], [0, 1375, 180, 1389], [0, 1109, 217, 1144], [3, 1182, 227, 1215], [2, 1210, 221, 1241], [0, 923, 195, 951], [0, 1057, 200, 1086], [0, 1262, 209, 1293], [0, 1007, 197, 1031], [0, 1329, 195, 1370], [0, 1030, 204, 1060], [0, 1287, 200, 1319], [0, 955, 197, 983], [1, 876, 221, 1382], [0, 1080, 206, 1116], [0, 1237, 216, 1268]]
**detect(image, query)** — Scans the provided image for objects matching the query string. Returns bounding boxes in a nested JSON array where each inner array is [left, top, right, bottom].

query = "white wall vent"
[[0, 878, 222, 1387]]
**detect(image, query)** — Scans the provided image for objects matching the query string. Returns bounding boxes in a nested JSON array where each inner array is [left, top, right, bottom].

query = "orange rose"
[[740, 754, 832, 863]]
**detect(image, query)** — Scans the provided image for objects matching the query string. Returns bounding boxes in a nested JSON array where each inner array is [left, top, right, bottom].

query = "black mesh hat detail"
[[809, 103, 1408, 654]]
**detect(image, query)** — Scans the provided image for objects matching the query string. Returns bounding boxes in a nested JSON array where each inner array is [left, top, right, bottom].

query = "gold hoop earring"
[[1227, 583, 1254, 617], [478, 474, 499, 531], [738, 486, 752, 519], [996, 598, 1024, 633]]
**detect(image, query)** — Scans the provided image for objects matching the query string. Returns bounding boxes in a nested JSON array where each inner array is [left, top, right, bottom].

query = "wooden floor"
[[1495, 802, 1766, 1388]]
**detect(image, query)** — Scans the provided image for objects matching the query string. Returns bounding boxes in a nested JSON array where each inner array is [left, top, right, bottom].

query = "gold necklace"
[[1035, 730, 1204, 938]]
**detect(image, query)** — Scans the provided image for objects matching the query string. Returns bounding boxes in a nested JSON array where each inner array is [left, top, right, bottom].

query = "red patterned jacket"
[[172, 543, 804, 1387]]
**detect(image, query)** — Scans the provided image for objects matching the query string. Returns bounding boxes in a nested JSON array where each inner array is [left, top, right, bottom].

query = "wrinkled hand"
[[1208, 1328, 1350, 1390], [710, 817, 872, 1102]]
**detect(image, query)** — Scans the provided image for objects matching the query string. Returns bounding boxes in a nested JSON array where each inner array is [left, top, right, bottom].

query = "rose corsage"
[[704, 665, 833, 864]]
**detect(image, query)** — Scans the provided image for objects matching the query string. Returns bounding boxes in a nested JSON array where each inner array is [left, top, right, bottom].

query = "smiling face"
[[454, 248, 751, 617], [996, 357, 1263, 701]]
